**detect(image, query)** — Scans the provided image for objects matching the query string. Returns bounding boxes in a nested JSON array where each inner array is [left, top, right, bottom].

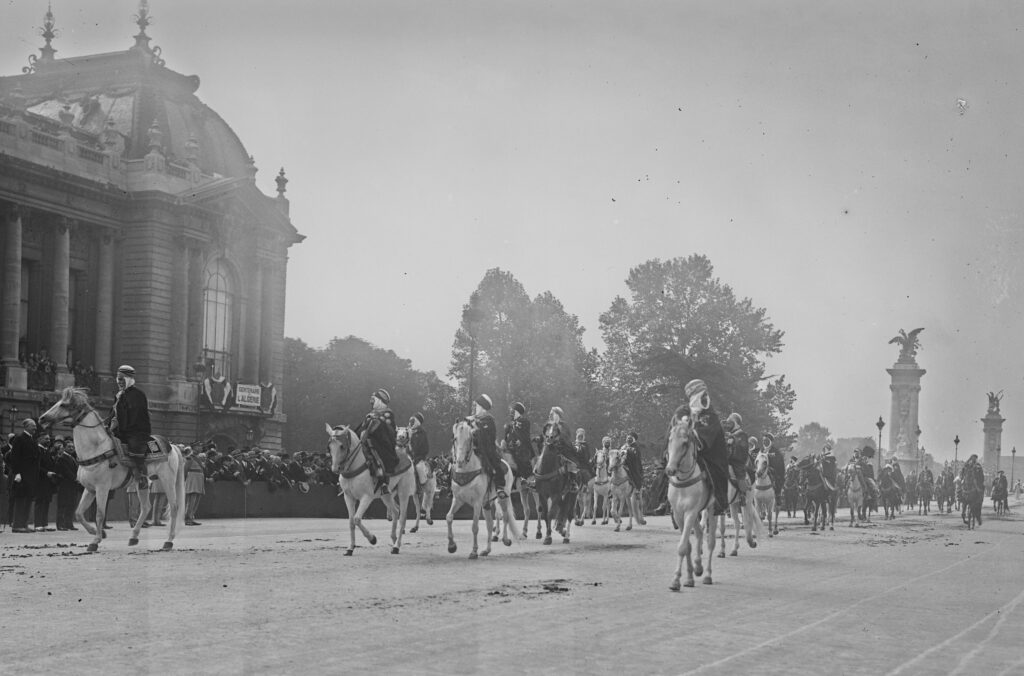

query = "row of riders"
[[31, 369, 1003, 562]]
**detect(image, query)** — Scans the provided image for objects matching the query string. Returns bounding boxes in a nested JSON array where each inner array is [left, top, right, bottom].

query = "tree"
[[283, 336, 460, 457], [794, 422, 833, 458], [448, 269, 607, 438], [598, 255, 794, 454]]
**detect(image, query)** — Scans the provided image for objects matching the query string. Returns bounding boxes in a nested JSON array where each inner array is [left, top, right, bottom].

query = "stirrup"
[[496, 489, 508, 500]]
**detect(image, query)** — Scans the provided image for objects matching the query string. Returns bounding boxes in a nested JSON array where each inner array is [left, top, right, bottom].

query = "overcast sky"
[[4, 1, 1023, 463]]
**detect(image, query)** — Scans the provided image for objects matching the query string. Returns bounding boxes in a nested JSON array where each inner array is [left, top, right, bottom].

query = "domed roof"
[[0, 15, 253, 179]]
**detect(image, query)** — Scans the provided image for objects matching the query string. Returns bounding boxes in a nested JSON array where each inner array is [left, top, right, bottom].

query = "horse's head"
[[665, 405, 699, 478], [39, 387, 91, 428], [595, 446, 608, 468], [396, 426, 410, 447], [324, 423, 354, 474], [542, 422, 560, 447], [451, 419, 474, 467], [754, 449, 770, 477], [608, 447, 625, 472]]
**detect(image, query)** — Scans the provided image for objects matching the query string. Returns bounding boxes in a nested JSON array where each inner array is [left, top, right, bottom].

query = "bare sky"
[[4, 1, 1023, 462]]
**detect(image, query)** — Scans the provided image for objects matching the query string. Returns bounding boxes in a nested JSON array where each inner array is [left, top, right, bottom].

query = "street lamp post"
[[954, 434, 960, 468], [876, 416, 885, 466], [1011, 447, 1016, 493], [6, 405, 19, 438]]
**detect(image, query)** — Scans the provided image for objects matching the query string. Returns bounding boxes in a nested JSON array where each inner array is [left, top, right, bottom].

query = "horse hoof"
[[426, 519, 433, 525], [469, 552, 478, 560], [162, 542, 173, 551], [829, 527, 834, 531], [614, 525, 621, 532], [731, 550, 739, 557], [480, 550, 489, 557], [591, 520, 596, 525], [703, 577, 713, 585], [535, 532, 542, 540], [683, 579, 695, 588], [368, 535, 377, 545], [343, 549, 354, 556], [448, 542, 457, 554], [543, 537, 552, 545], [773, 529, 779, 535], [503, 538, 512, 547], [391, 547, 399, 554], [717, 551, 725, 558], [87, 543, 99, 553], [694, 565, 703, 576], [749, 541, 757, 549], [101, 530, 107, 540], [563, 538, 570, 544], [491, 535, 499, 542], [410, 526, 418, 534], [128, 538, 139, 546], [670, 580, 681, 592], [768, 533, 774, 539]]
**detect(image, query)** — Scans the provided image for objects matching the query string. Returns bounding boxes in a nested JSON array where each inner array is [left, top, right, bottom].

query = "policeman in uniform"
[[503, 402, 534, 478], [353, 388, 398, 494], [471, 394, 506, 495], [105, 365, 152, 487], [686, 379, 730, 516]]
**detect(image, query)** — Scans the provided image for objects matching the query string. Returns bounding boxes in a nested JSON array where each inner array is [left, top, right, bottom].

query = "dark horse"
[[783, 465, 800, 518], [917, 472, 934, 515], [799, 457, 829, 532], [532, 423, 577, 545], [819, 455, 838, 531], [961, 466, 984, 529], [935, 471, 955, 514], [879, 469, 900, 520]]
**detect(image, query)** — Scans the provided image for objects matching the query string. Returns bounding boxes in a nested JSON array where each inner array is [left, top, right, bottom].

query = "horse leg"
[[76, 489, 97, 537], [410, 492, 422, 534], [469, 502, 482, 559], [446, 495, 463, 554], [127, 484, 150, 547], [703, 512, 715, 584], [393, 489, 412, 554], [87, 487, 110, 552], [540, 497, 553, 545], [612, 493, 621, 532], [480, 499, 494, 557], [592, 489, 599, 525], [671, 509, 697, 591]]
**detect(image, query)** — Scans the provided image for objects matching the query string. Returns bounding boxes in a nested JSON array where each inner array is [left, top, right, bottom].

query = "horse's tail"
[[745, 489, 767, 540], [173, 446, 187, 527]]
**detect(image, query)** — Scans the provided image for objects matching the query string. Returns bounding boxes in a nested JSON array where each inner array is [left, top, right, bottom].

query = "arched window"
[[202, 258, 235, 380]]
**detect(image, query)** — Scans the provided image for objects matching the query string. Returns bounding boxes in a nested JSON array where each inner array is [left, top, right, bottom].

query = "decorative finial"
[[147, 119, 164, 154], [131, 0, 166, 66], [275, 168, 288, 196], [23, 2, 59, 74]]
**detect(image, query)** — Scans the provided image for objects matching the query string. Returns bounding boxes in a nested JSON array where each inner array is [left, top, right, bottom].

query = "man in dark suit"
[[105, 364, 152, 488], [8, 418, 40, 533], [52, 437, 81, 530], [34, 433, 59, 531]]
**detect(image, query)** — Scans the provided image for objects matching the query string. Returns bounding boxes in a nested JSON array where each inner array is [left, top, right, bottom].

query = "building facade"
[[0, 5, 303, 451]]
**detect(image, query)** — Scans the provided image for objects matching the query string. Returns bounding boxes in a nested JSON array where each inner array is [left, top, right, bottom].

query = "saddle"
[[110, 435, 171, 468]]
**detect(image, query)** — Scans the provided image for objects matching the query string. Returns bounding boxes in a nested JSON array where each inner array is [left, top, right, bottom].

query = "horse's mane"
[[61, 386, 92, 410]]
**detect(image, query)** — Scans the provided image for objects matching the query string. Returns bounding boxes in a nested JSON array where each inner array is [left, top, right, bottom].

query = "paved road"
[[1, 498, 1022, 675]]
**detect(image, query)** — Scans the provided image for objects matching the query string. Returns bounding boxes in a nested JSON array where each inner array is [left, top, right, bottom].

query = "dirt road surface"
[[2, 498, 1022, 675]]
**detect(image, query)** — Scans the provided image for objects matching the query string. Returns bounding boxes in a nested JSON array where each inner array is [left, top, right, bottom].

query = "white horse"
[[590, 447, 613, 525], [409, 456, 437, 534], [845, 461, 865, 527], [752, 450, 777, 537], [607, 447, 637, 532], [325, 424, 416, 555], [39, 387, 185, 552], [665, 407, 713, 589], [446, 419, 522, 558]]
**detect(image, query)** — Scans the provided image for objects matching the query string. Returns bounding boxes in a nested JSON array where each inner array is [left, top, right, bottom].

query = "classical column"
[[243, 261, 264, 383], [94, 233, 115, 377], [2, 205, 27, 389], [50, 218, 74, 389], [169, 237, 193, 381]]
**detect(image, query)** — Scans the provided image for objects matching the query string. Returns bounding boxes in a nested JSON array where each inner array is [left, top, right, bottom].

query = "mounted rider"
[[104, 365, 152, 488], [722, 412, 750, 498], [409, 412, 431, 490], [686, 379, 730, 516], [353, 388, 398, 494], [959, 454, 985, 490], [855, 447, 878, 502], [819, 441, 838, 491], [623, 431, 645, 494], [574, 428, 593, 478], [470, 394, 506, 496], [546, 407, 590, 487], [502, 402, 534, 478], [765, 433, 787, 503]]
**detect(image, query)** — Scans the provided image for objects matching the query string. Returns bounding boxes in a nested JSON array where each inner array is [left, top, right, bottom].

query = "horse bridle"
[[451, 422, 474, 468], [665, 419, 700, 485], [328, 428, 365, 475]]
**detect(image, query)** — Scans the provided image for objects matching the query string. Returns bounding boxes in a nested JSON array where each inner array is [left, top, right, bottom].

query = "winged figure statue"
[[888, 328, 924, 362]]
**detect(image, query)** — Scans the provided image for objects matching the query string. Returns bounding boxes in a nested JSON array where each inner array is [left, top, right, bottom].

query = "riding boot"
[[129, 455, 150, 489]]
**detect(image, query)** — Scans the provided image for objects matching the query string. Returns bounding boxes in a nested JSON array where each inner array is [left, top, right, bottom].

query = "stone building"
[[0, 4, 303, 451]]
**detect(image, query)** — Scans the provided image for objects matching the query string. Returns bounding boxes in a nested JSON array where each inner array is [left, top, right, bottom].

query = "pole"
[[467, 334, 476, 414]]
